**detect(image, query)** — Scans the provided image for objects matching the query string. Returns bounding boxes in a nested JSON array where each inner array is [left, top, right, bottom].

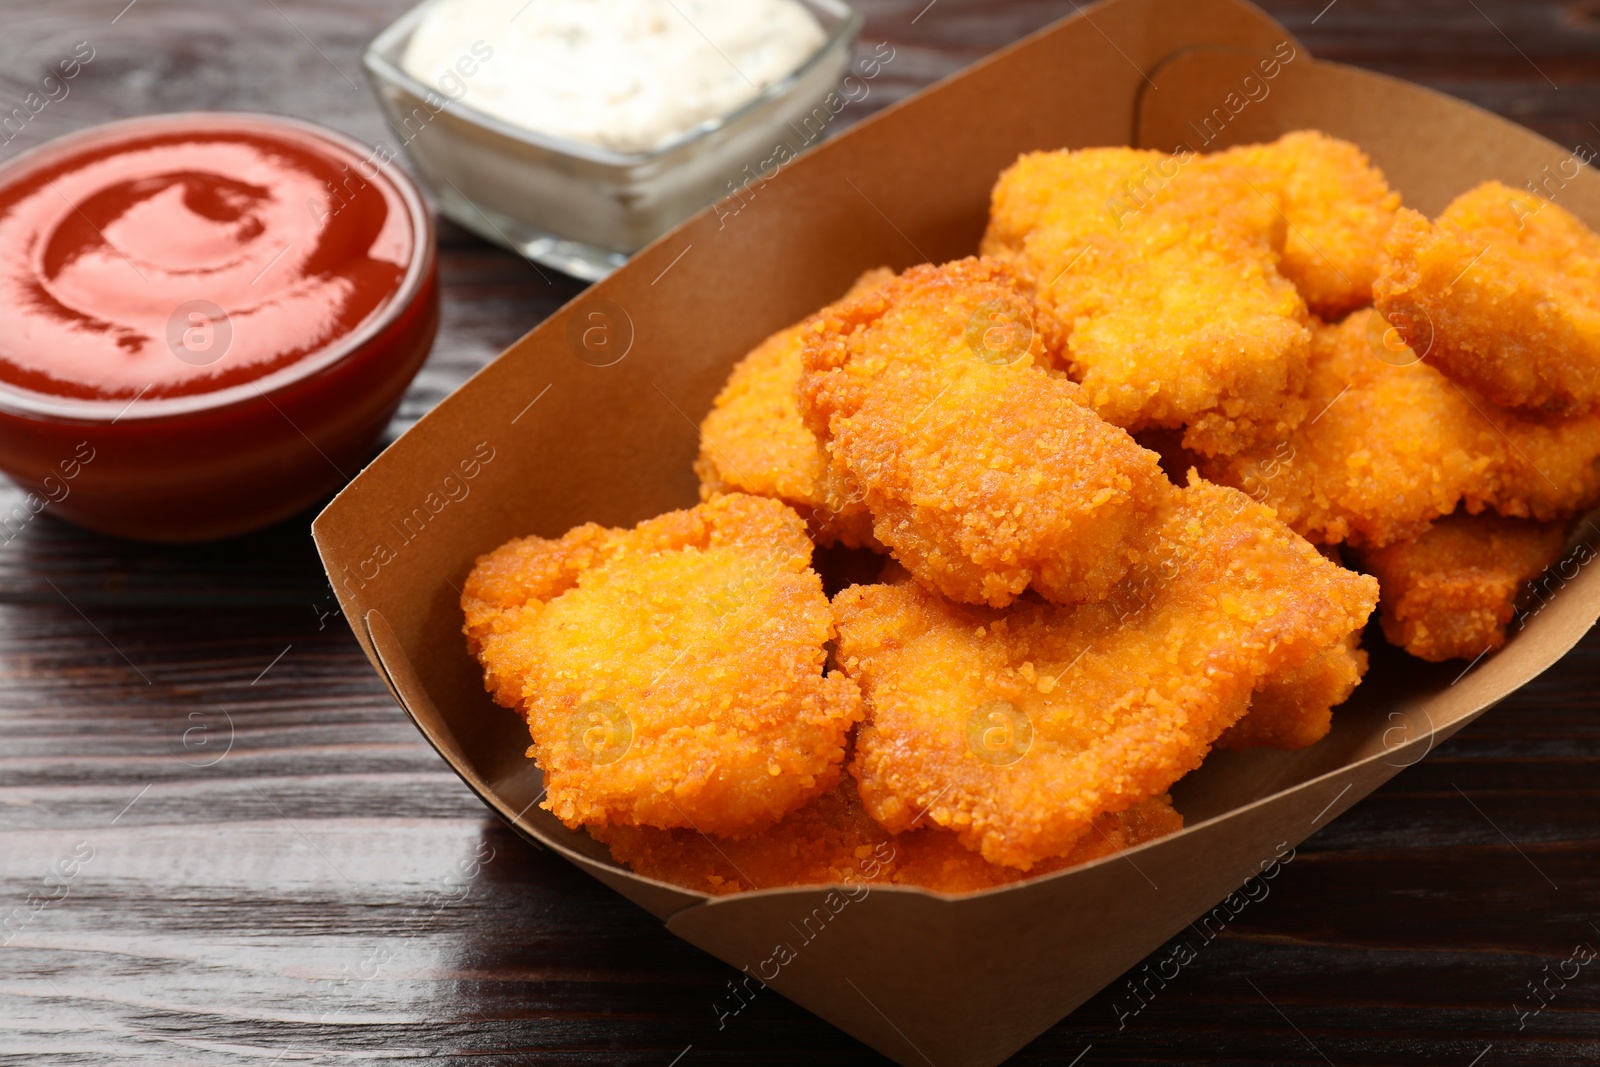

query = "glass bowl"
[[363, 0, 861, 280]]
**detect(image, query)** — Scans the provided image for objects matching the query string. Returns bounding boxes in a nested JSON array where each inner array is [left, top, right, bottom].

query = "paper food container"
[[312, 0, 1600, 1062]]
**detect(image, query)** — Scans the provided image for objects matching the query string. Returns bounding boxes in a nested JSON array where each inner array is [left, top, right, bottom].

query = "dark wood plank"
[[2, 2, 1599, 1065]]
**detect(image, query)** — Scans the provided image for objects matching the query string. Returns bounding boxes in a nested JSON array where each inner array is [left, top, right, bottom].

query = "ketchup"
[[0, 121, 413, 400], [0, 114, 437, 542]]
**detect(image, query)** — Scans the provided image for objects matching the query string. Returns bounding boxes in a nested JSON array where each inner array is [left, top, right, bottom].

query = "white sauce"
[[400, 0, 827, 154]]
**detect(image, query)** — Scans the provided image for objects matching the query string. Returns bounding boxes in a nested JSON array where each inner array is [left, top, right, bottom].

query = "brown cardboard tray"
[[313, 1, 1600, 1062]]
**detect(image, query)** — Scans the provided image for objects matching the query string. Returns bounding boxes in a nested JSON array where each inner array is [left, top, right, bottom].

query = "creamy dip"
[[400, 0, 828, 154]]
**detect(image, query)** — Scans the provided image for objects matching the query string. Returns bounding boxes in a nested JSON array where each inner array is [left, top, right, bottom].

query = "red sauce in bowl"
[[0, 114, 437, 542], [0, 121, 414, 401]]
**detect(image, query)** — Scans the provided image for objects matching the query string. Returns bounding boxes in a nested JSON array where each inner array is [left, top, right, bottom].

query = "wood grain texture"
[[1, 1, 1598, 1064]]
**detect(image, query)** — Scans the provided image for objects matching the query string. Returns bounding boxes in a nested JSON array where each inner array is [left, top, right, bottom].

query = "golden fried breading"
[[983, 146, 1169, 277], [462, 493, 862, 837], [1374, 182, 1600, 416], [888, 794, 1181, 893], [1212, 130, 1401, 318], [982, 148, 1311, 456], [799, 256, 1169, 608], [1354, 511, 1569, 662], [593, 776, 1182, 895], [1219, 634, 1368, 751], [695, 268, 894, 547], [590, 774, 888, 895], [1203, 310, 1600, 547], [834, 478, 1378, 869]]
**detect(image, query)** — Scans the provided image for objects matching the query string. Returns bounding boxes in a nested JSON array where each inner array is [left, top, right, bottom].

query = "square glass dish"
[[363, 0, 862, 280]]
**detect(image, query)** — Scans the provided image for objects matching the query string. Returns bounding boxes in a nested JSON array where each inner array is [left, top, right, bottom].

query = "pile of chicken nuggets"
[[463, 130, 1600, 895]]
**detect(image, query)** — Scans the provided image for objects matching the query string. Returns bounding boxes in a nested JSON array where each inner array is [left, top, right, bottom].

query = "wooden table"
[[3, 2, 1598, 1064]]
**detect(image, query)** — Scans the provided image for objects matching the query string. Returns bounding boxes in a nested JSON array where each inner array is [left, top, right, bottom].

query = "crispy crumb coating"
[[695, 269, 894, 547], [1212, 131, 1401, 318], [1354, 511, 1569, 662], [461, 493, 862, 837], [1374, 183, 1600, 416], [592, 775, 1182, 895], [1219, 633, 1368, 751], [799, 256, 1169, 608], [834, 478, 1378, 869], [982, 147, 1311, 455], [983, 146, 1169, 273], [1203, 310, 1600, 547]]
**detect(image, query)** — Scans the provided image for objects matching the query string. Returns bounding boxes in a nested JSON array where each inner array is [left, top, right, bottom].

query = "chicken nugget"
[[983, 148, 1311, 455], [590, 774, 891, 895], [1354, 511, 1570, 662], [1374, 182, 1600, 416], [1219, 633, 1368, 751], [1478, 405, 1600, 523], [695, 268, 894, 547], [593, 776, 1181, 895], [799, 256, 1169, 608], [1212, 130, 1401, 318], [983, 146, 1170, 273], [887, 793, 1182, 893], [462, 493, 862, 836], [835, 478, 1378, 869], [1204, 310, 1600, 546]]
